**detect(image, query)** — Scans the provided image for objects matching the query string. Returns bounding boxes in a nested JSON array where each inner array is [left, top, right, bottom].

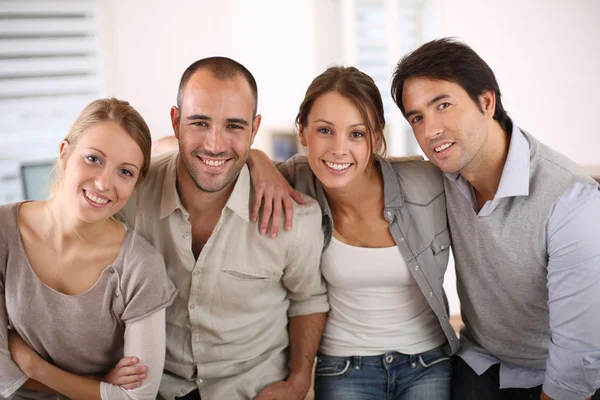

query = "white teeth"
[[435, 143, 452, 152], [203, 159, 226, 166], [85, 191, 109, 204], [325, 161, 351, 171]]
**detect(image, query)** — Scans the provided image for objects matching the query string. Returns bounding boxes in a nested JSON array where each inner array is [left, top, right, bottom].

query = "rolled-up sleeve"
[[544, 182, 600, 399], [282, 197, 329, 317]]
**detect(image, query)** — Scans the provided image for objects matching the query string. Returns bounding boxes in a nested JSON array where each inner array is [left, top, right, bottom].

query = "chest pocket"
[[430, 228, 451, 276]]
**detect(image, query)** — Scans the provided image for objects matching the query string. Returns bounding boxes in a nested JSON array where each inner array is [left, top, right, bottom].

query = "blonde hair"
[[51, 98, 152, 196]]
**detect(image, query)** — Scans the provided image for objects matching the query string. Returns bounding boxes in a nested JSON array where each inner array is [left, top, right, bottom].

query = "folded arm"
[[9, 308, 166, 400]]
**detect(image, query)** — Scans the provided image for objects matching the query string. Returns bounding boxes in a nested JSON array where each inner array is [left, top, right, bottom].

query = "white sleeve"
[[100, 308, 166, 400]]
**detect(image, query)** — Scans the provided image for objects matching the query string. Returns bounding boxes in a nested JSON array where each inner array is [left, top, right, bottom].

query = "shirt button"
[[385, 211, 392, 218], [414, 265, 419, 271], [198, 379, 203, 384], [429, 292, 433, 297], [385, 355, 394, 363], [440, 245, 445, 250], [115, 292, 119, 298], [189, 304, 195, 310], [183, 233, 191, 240], [398, 237, 405, 242], [193, 270, 199, 276], [109, 267, 115, 273]]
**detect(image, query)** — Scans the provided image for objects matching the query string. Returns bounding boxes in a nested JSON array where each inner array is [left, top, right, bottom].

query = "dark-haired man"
[[121, 57, 328, 400], [391, 38, 600, 400]]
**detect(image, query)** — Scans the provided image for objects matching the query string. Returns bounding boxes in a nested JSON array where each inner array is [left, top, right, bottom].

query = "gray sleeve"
[[120, 240, 177, 323], [543, 182, 600, 399], [0, 206, 28, 398]]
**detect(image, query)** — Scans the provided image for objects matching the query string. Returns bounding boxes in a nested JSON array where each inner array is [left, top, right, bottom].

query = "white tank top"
[[319, 236, 446, 356]]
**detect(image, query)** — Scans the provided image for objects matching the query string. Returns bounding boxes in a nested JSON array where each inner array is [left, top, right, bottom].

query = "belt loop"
[[409, 354, 418, 369], [352, 355, 361, 371]]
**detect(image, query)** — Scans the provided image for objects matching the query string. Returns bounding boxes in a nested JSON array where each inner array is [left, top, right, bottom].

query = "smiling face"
[[300, 91, 375, 190], [172, 69, 260, 193], [402, 77, 491, 174], [58, 120, 144, 224]]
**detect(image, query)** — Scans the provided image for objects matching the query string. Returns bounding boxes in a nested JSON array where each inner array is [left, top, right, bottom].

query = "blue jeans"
[[314, 347, 451, 400]]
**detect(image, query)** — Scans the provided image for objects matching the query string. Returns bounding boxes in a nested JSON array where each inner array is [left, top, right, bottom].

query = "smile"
[[202, 159, 226, 166], [84, 190, 111, 205], [324, 160, 352, 171], [434, 143, 453, 152]]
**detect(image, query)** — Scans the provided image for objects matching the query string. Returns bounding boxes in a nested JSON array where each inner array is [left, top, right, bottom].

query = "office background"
[[1, 0, 599, 319]]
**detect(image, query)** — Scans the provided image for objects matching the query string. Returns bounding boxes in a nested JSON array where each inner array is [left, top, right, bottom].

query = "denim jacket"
[[278, 154, 459, 355]]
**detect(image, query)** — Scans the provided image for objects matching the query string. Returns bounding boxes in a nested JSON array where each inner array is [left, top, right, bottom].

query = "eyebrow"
[[187, 114, 249, 127], [314, 119, 365, 128], [88, 147, 140, 171], [405, 94, 452, 119]]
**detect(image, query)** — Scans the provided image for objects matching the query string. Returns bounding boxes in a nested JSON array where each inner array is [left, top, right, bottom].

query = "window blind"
[[0, 0, 100, 160]]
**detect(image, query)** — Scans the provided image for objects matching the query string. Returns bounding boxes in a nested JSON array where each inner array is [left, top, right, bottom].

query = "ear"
[[298, 124, 308, 147], [58, 140, 70, 159], [249, 114, 262, 146], [170, 106, 181, 139], [479, 90, 496, 119]]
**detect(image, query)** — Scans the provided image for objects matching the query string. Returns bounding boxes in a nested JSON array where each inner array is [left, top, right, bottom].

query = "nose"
[[94, 168, 112, 191], [330, 133, 349, 156], [423, 114, 444, 141], [204, 127, 227, 154]]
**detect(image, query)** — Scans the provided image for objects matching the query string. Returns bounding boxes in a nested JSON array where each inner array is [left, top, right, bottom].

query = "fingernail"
[[261, 229, 266, 235], [286, 225, 291, 231], [270, 232, 276, 238], [131, 357, 137, 362]]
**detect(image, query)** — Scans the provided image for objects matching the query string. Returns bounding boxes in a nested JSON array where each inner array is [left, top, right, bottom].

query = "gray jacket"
[[278, 154, 459, 354]]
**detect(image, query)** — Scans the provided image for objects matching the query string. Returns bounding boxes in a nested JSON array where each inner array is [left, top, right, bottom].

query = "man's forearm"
[[287, 313, 326, 385]]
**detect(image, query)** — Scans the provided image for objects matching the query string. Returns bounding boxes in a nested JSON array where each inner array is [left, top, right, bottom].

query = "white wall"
[[96, 0, 336, 154], [438, 0, 600, 165]]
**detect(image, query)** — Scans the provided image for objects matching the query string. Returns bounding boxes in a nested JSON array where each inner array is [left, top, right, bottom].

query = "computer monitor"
[[20, 159, 56, 201]]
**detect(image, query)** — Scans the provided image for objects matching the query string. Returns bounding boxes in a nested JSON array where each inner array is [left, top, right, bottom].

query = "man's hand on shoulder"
[[252, 375, 311, 400]]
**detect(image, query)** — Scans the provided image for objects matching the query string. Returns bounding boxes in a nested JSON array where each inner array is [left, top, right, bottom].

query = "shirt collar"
[[159, 155, 251, 222], [444, 120, 530, 199], [224, 165, 251, 222], [159, 152, 186, 219]]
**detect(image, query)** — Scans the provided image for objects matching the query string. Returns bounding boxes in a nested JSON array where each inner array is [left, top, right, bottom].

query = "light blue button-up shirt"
[[447, 124, 600, 399]]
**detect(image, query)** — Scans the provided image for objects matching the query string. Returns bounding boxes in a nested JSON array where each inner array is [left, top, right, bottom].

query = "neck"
[[46, 197, 112, 248], [324, 161, 384, 218], [176, 159, 235, 217], [460, 121, 510, 201]]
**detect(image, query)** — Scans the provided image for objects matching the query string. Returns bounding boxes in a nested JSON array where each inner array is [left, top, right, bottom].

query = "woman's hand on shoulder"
[[248, 149, 304, 238]]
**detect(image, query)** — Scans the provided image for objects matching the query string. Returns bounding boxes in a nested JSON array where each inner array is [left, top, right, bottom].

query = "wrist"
[[286, 371, 311, 392]]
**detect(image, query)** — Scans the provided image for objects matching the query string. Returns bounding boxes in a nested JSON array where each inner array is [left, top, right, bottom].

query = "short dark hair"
[[297, 66, 387, 164], [177, 56, 258, 117], [391, 37, 511, 133]]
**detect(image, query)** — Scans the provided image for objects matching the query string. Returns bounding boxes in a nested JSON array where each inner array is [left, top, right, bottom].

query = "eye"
[[318, 127, 332, 135], [191, 121, 208, 127], [119, 169, 135, 178], [410, 115, 423, 125], [438, 102, 451, 110], [86, 155, 101, 164], [227, 124, 244, 130], [350, 131, 364, 139]]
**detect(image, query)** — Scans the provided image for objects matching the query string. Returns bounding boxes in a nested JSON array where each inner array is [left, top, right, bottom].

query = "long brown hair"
[[296, 66, 387, 168]]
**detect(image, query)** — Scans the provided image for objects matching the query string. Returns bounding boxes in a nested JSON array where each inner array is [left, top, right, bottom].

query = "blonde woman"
[[0, 98, 176, 400]]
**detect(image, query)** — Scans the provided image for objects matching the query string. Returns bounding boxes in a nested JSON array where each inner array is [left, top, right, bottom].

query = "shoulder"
[[382, 156, 445, 201], [0, 203, 20, 253], [119, 229, 166, 276], [277, 154, 317, 193]]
